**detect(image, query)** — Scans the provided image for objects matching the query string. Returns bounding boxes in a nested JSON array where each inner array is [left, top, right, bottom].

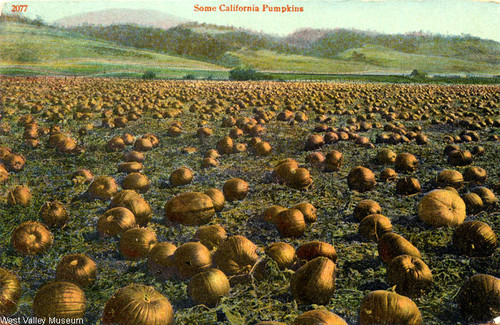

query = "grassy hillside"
[[338, 45, 500, 75], [0, 22, 228, 78], [229, 49, 391, 74]]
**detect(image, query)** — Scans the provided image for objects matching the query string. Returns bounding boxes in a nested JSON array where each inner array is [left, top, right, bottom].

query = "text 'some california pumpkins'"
[[0, 267, 21, 315], [359, 290, 422, 325], [418, 189, 466, 227], [11, 221, 53, 256], [290, 256, 336, 305], [33, 281, 86, 320], [457, 274, 500, 323], [102, 284, 174, 325], [164, 192, 215, 226]]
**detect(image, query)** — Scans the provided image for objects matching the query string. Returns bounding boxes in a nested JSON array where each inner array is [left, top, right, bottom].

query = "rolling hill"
[[70, 21, 500, 75], [54, 8, 188, 30], [0, 21, 227, 78]]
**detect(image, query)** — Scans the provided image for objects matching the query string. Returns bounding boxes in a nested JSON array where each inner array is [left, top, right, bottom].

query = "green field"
[[229, 49, 389, 74], [338, 45, 500, 75], [0, 23, 228, 78]]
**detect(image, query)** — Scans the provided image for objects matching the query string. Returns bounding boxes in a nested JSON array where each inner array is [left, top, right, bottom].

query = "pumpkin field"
[[0, 77, 498, 325]]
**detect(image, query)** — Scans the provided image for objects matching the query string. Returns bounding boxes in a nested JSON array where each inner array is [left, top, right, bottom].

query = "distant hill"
[[0, 20, 227, 78], [53, 8, 188, 30], [70, 22, 500, 74]]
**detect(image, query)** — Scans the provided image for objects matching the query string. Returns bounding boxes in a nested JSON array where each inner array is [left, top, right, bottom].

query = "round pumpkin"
[[147, 242, 177, 280], [40, 201, 69, 228], [88, 176, 118, 200], [378, 233, 421, 264], [294, 309, 347, 325], [292, 202, 317, 223], [290, 256, 336, 305], [395, 153, 419, 173], [11, 221, 53, 255], [122, 172, 150, 193], [324, 150, 343, 172], [55, 253, 97, 288], [359, 290, 422, 325], [437, 170, 464, 189], [119, 227, 157, 260], [461, 192, 484, 214], [457, 274, 499, 322], [213, 235, 259, 276], [0, 267, 21, 315], [359, 214, 392, 242], [354, 200, 382, 222], [452, 221, 497, 257], [418, 189, 466, 227], [188, 268, 230, 307], [396, 177, 421, 196], [203, 188, 225, 212], [33, 281, 86, 320], [275, 208, 306, 238], [6, 185, 31, 206], [262, 205, 287, 224], [111, 190, 152, 226], [347, 166, 376, 192], [265, 242, 296, 270], [193, 224, 227, 251], [387, 254, 433, 298], [377, 148, 397, 165], [164, 192, 215, 226], [102, 284, 174, 325], [223, 178, 249, 201], [97, 207, 136, 237], [170, 167, 193, 186], [463, 166, 487, 185], [173, 242, 212, 279], [296, 241, 337, 263]]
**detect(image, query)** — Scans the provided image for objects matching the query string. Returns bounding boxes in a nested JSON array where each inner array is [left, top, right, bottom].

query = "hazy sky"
[[1, 0, 499, 41]]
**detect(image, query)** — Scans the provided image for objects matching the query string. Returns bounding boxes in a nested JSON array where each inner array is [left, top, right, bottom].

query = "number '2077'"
[[11, 5, 28, 12]]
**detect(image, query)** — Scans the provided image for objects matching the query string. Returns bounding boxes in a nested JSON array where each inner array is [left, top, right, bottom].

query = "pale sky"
[[1, 0, 499, 41]]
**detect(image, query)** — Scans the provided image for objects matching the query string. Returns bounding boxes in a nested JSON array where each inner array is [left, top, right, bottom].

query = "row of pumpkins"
[[1, 152, 498, 324]]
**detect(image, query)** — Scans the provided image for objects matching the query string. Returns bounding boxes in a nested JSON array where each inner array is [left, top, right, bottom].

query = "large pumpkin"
[[418, 189, 466, 227], [188, 268, 230, 307], [11, 221, 53, 255], [164, 192, 215, 226], [119, 227, 157, 260], [55, 253, 97, 288], [213, 235, 259, 276], [290, 256, 336, 305], [33, 281, 86, 319], [111, 190, 152, 226], [457, 274, 499, 322], [378, 233, 421, 264], [0, 267, 21, 315], [294, 309, 347, 325], [359, 290, 422, 325], [386, 255, 433, 298], [452, 221, 497, 257], [102, 284, 174, 325]]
